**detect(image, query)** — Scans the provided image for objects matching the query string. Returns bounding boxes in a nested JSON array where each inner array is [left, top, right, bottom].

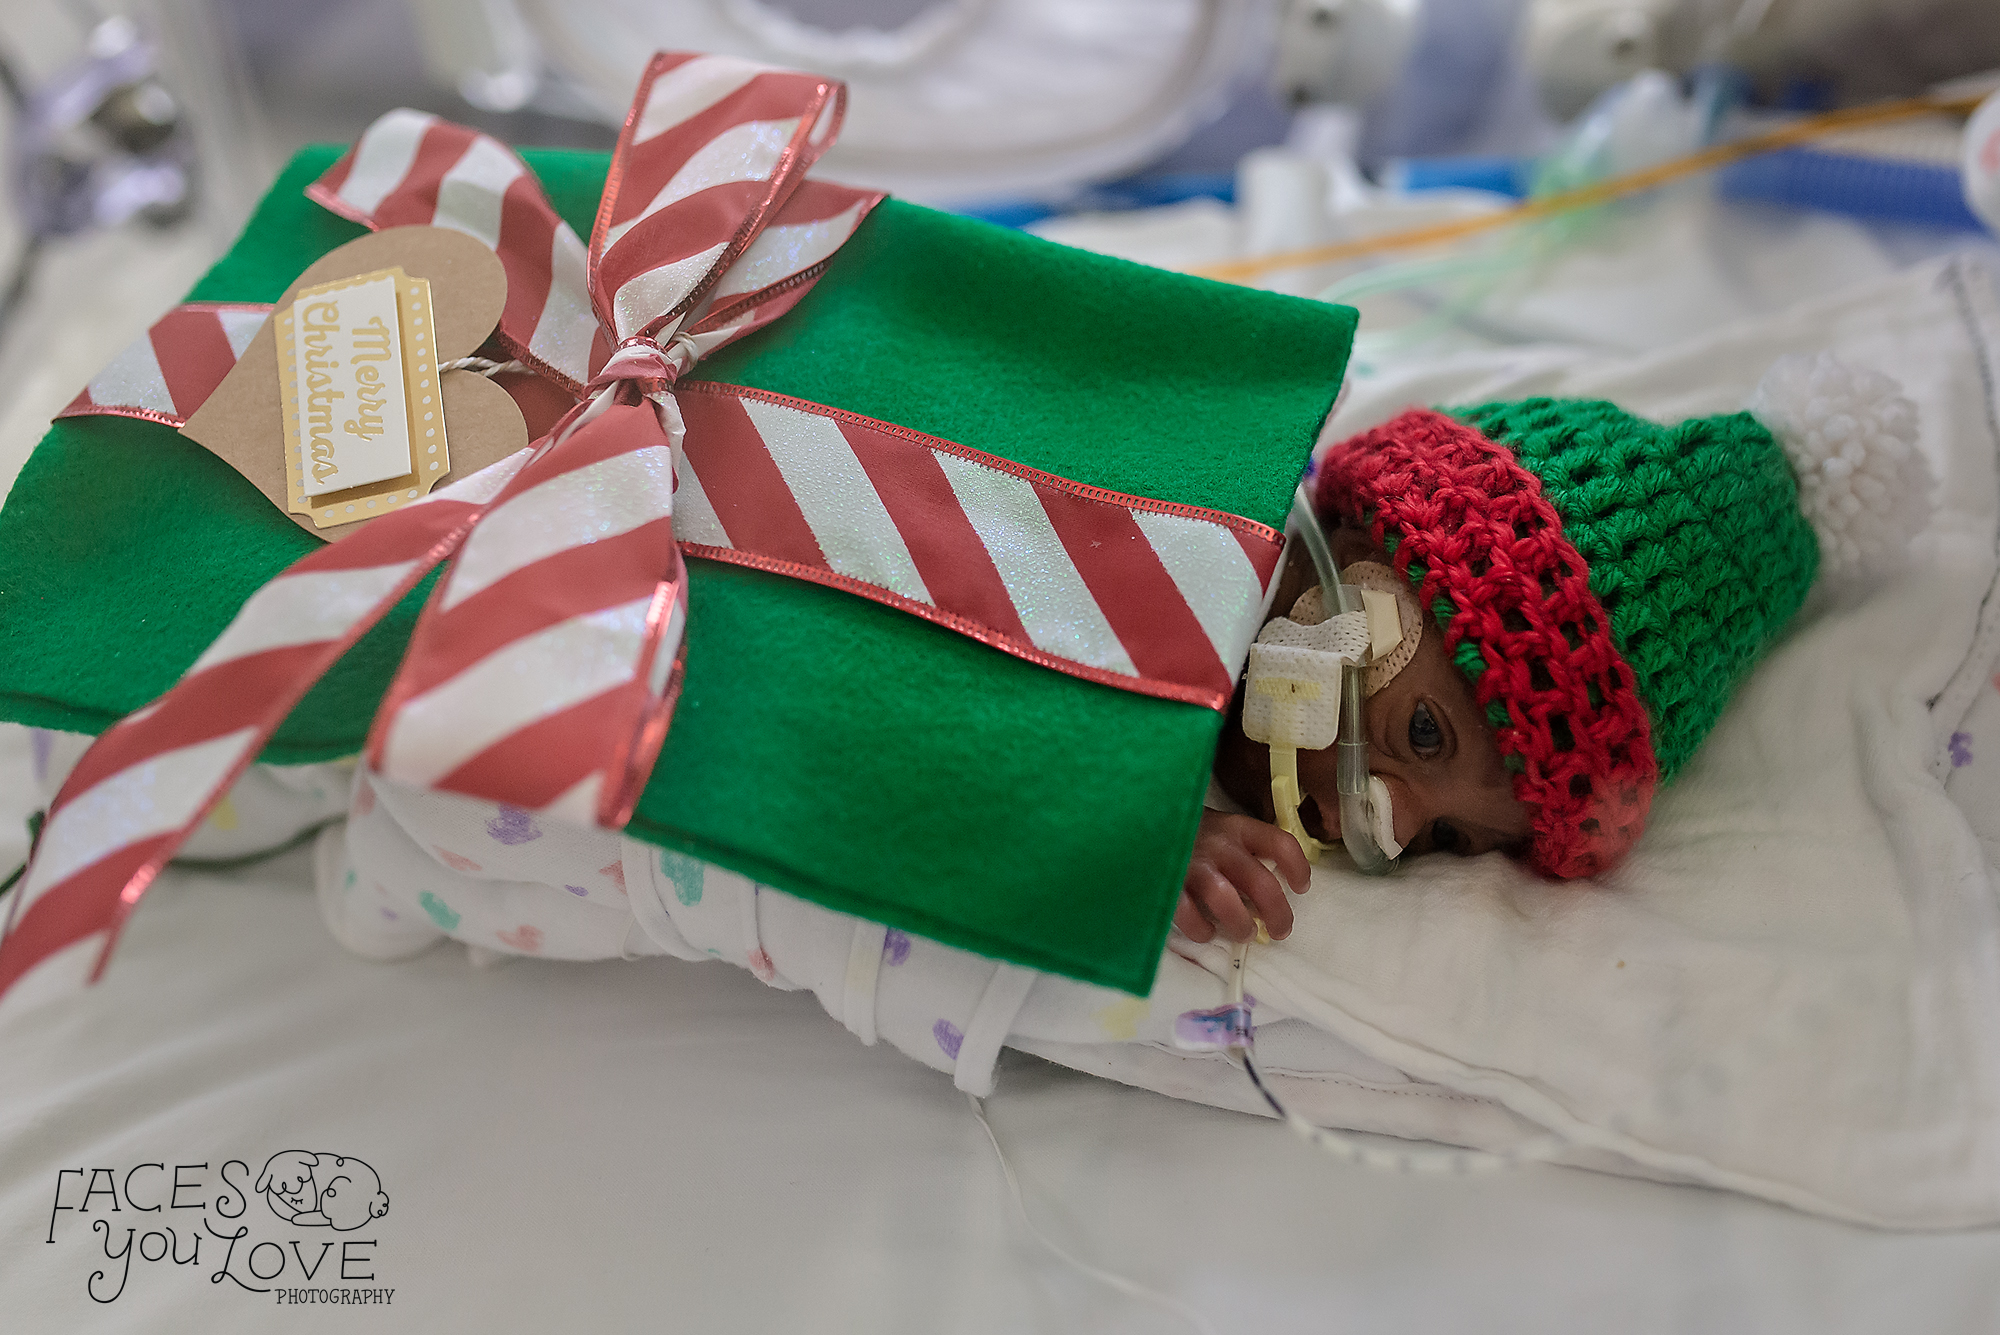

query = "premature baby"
[[1175, 391, 1874, 945], [295, 365, 1917, 1094]]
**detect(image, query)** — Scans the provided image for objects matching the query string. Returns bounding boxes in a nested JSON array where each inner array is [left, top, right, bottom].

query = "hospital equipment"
[[408, 0, 1276, 206], [1244, 488, 1403, 875], [0, 14, 193, 336], [1193, 86, 1992, 284]]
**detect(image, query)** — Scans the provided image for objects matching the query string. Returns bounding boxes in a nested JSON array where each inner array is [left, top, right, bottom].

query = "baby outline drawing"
[[256, 1151, 390, 1231]]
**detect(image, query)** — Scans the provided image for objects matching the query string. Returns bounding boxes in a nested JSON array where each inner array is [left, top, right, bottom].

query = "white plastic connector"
[[1267, 745, 1327, 862]]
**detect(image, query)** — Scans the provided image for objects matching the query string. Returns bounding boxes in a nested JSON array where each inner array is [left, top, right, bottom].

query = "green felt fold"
[[0, 145, 1355, 993]]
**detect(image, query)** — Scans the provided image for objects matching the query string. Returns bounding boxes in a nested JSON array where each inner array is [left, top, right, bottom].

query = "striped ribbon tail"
[[366, 395, 685, 827], [0, 454, 529, 1008]]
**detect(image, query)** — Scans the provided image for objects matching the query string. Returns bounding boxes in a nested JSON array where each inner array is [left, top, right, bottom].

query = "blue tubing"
[[1718, 148, 1987, 232]]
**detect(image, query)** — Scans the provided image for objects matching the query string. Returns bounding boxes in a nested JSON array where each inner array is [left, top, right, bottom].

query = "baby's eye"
[[1408, 700, 1443, 756]]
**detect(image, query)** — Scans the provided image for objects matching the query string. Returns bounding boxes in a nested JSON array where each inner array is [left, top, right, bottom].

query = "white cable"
[[965, 1092, 1221, 1335], [1225, 941, 1568, 1174]]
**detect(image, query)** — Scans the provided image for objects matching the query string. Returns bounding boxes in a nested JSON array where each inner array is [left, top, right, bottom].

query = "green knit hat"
[[1314, 397, 1825, 878], [1455, 398, 1821, 778]]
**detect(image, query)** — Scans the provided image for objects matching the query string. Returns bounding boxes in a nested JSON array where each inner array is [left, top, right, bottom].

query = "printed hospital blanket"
[[316, 768, 1275, 1099]]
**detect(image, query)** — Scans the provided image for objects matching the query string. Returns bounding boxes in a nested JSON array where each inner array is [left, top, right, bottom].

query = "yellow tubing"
[[1188, 93, 1985, 285]]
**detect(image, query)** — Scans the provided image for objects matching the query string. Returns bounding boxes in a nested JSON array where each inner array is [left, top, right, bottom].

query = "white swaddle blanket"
[[1040, 254, 2000, 1229], [25, 256, 2000, 1229]]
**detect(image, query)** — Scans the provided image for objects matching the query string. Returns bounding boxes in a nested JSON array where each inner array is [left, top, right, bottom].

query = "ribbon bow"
[[1, 52, 1285, 1006], [0, 53, 882, 1000]]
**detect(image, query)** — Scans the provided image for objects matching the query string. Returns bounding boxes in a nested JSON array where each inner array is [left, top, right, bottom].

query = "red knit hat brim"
[[1313, 409, 1658, 878]]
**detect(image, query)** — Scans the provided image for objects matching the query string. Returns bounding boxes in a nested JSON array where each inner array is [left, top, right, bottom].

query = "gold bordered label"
[[275, 267, 450, 528]]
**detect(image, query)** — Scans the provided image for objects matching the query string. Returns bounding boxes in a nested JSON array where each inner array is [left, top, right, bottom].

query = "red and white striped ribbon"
[[0, 455, 525, 1004], [59, 303, 270, 427], [304, 55, 875, 393], [54, 316, 1282, 712], [333, 53, 878, 827], [673, 384, 1278, 707], [365, 390, 689, 828]]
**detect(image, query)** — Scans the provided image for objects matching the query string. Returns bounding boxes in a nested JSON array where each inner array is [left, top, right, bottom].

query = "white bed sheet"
[[8, 181, 2000, 1331], [4, 726, 2000, 1334]]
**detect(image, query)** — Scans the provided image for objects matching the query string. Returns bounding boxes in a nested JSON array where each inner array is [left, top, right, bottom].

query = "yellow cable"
[[1188, 93, 1985, 285]]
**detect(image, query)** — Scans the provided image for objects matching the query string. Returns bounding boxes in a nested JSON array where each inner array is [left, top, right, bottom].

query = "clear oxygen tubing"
[[1314, 68, 1742, 359], [1193, 87, 1985, 287], [1286, 486, 1392, 876]]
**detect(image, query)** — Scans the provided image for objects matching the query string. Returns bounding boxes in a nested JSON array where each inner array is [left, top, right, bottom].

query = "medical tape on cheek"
[[1280, 574, 1420, 698], [1335, 561, 1424, 696]]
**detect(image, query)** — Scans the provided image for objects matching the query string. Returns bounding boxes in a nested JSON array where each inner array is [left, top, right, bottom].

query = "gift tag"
[[182, 226, 532, 540], [278, 266, 444, 520]]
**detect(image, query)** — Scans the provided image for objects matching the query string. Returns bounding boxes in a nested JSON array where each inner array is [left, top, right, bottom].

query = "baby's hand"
[[1176, 811, 1310, 944]]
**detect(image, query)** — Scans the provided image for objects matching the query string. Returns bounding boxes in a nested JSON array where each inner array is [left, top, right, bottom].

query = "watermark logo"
[[255, 1152, 390, 1231], [44, 1153, 395, 1306]]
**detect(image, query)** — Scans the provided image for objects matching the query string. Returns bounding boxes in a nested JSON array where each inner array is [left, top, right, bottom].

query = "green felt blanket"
[[0, 145, 1355, 993]]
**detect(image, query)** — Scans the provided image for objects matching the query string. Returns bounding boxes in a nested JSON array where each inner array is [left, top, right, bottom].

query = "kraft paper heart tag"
[[182, 226, 531, 541]]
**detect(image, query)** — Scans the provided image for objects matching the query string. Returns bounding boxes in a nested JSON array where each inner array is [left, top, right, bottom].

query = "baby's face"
[[1215, 529, 1531, 858]]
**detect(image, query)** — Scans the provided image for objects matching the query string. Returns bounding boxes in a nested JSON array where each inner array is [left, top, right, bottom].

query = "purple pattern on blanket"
[[1174, 1003, 1253, 1052], [565, 884, 588, 896], [486, 805, 543, 845], [1951, 731, 1974, 768], [882, 930, 911, 966], [29, 729, 51, 782], [933, 1020, 963, 1060]]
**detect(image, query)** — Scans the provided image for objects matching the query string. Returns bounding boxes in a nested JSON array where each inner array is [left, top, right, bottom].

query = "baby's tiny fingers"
[[1190, 866, 1257, 942], [1174, 892, 1216, 944], [1214, 846, 1294, 941], [1247, 873, 1295, 941], [1240, 819, 1312, 893]]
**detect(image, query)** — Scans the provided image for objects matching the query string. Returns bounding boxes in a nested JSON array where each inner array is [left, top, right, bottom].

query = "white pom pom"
[[1747, 352, 1934, 583]]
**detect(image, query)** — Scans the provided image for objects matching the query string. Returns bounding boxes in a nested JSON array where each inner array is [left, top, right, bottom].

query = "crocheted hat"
[[1312, 355, 1930, 878]]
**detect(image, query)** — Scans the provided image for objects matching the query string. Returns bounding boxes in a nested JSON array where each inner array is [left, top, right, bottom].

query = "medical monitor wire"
[[1224, 937, 1568, 1174], [967, 1092, 1222, 1335]]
